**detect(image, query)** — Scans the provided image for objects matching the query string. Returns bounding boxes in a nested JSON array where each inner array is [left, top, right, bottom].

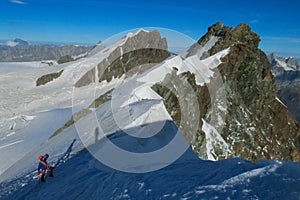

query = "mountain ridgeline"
[[74, 30, 169, 87], [268, 53, 300, 123], [149, 23, 300, 162], [36, 24, 300, 163], [0, 41, 94, 62]]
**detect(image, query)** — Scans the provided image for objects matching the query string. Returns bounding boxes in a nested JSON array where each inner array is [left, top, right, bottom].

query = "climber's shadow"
[[54, 139, 76, 168]]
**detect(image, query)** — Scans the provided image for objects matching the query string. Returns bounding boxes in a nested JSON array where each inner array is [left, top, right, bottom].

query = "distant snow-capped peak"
[[269, 53, 300, 71], [5, 38, 30, 47]]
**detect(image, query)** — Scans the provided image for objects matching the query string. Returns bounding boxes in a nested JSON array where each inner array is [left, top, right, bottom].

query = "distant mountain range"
[[268, 53, 300, 123], [0, 38, 94, 62], [2, 38, 30, 47], [0, 38, 93, 47]]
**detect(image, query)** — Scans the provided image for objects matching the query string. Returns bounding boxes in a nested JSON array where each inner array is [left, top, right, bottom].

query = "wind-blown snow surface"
[[0, 30, 300, 199], [0, 97, 299, 199], [1, 139, 300, 200]]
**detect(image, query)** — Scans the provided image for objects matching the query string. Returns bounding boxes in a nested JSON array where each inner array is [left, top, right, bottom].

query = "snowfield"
[[0, 29, 300, 199], [1, 143, 300, 200]]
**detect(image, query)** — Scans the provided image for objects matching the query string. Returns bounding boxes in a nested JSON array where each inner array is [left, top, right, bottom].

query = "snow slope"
[[0, 108, 72, 174], [0, 30, 149, 175], [1, 130, 300, 200]]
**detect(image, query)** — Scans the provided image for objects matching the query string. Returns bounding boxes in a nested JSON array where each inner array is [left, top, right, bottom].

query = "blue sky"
[[1, 0, 300, 57]]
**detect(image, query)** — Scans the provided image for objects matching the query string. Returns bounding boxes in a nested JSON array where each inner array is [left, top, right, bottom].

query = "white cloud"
[[10, 0, 26, 5], [250, 19, 259, 24], [263, 36, 300, 43]]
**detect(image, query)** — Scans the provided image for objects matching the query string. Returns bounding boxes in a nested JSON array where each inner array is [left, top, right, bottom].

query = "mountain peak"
[[268, 53, 300, 72], [5, 38, 29, 47], [13, 38, 29, 46], [198, 22, 260, 56], [207, 22, 229, 37], [185, 23, 300, 161]]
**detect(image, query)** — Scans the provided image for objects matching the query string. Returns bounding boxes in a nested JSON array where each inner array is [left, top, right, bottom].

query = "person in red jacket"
[[38, 154, 54, 182]]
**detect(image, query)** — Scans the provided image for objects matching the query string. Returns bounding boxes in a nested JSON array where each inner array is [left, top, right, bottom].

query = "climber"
[[37, 153, 54, 182]]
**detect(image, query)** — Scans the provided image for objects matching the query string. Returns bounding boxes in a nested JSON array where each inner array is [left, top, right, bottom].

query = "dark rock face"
[[277, 80, 300, 123], [277, 81, 300, 123], [152, 71, 210, 145], [36, 70, 64, 86], [98, 48, 169, 83], [154, 23, 300, 162], [75, 30, 169, 87], [57, 55, 74, 64]]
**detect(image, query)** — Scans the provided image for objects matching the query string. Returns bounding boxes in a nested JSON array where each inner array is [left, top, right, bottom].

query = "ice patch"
[[275, 97, 287, 107], [0, 140, 24, 150], [202, 119, 230, 160], [222, 164, 279, 185], [195, 163, 280, 195], [6, 132, 16, 137], [137, 47, 230, 86], [21, 115, 36, 121]]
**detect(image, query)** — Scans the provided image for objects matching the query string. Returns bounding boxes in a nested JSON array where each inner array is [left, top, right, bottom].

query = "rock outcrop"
[[36, 70, 64, 86], [57, 55, 74, 64], [75, 30, 170, 87]]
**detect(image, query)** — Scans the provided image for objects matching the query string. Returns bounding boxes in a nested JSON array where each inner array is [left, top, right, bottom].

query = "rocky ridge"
[[75, 30, 169, 87], [154, 22, 300, 161]]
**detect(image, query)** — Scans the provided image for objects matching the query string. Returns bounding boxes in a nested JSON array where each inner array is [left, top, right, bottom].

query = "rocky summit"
[[195, 23, 300, 161], [154, 23, 300, 162]]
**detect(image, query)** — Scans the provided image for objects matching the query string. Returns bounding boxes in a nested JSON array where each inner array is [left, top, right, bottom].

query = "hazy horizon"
[[1, 0, 300, 58]]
